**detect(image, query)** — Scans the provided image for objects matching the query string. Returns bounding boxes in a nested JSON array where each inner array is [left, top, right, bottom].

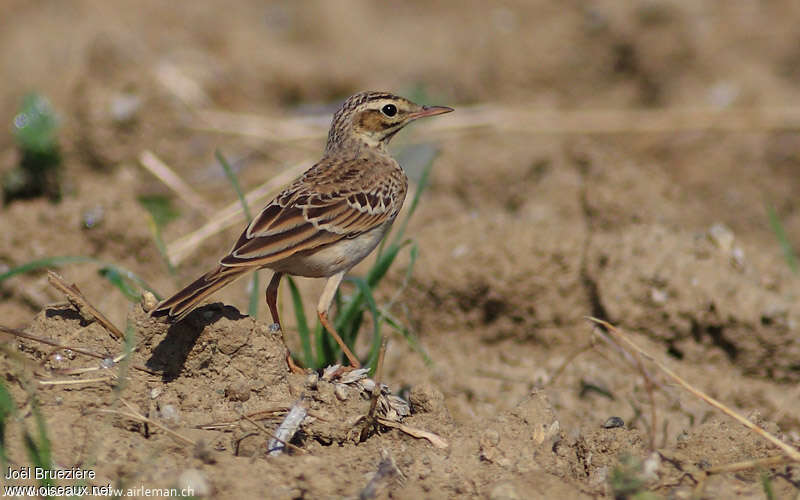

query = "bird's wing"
[[220, 157, 406, 267]]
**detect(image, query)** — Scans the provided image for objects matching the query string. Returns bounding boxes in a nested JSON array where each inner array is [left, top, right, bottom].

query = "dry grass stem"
[[429, 105, 800, 135], [586, 317, 800, 463], [547, 341, 595, 386], [363, 338, 389, 434], [0, 325, 157, 376], [153, 61, 210, 108], [47, 271, 124, 340], [474, 368, 534, 385], [38, 377, 113, 386], [360, 338, 389, 442], [193, 109, 327, 142], [166, 160, 308, 265], [706, 455, 794, 474], [139, 150, 214, 218], [96, 407, 196, 446], [591, 324, 666, 449], [189, 105, 800, 144], [376, 418, 448, 449], [195, 407, 289, 430]]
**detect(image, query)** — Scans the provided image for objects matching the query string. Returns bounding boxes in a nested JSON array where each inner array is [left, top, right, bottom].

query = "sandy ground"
[[1, 1, 800, 498]]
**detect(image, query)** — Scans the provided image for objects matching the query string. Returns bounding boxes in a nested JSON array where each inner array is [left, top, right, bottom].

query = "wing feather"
[[220, 156, 406, 268]]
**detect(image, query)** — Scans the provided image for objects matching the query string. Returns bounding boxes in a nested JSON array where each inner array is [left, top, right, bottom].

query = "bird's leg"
[[265, 272, 284, 327], [317, 271, 361, 368], [266, 272, 303, 374]]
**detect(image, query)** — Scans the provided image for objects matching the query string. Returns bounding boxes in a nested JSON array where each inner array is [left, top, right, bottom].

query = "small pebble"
[[650, 287, 668, 304], [159, 404, 180, 424], [642, 451, 661, 481], [101, 357, 115, 369], [178, 468, 210, 497], [334, 384, 348, 401], [110, 93, 142, 124], [322, 365, 340, 381], [489, 480, 519, 500], [708, 223, 734, 253], [305, 372, 319, 390], [141, 291, 158, 312], [225, 381, 251, 402], [603, 416, 625, 429], [82, 205, 104, 229]]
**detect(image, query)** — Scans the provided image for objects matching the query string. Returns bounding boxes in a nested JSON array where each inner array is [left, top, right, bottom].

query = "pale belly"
[[267, 224, 389, 278]]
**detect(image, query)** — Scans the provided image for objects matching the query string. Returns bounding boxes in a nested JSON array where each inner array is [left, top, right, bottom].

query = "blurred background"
[[1, 2, 800, 496]]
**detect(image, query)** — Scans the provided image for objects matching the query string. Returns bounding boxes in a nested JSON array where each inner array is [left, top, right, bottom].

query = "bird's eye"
[[381, 104, 397, 117]]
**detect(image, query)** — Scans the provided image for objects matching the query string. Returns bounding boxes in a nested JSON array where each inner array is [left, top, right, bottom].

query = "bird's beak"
[[408, 105, 454, 120]]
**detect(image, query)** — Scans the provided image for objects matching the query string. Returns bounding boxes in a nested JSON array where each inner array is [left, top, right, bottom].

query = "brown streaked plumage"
[[151, 91, 453, 371]]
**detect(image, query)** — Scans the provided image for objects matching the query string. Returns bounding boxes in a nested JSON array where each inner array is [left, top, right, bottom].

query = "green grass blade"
[[767, 203, 799, 274], [382, 312, 432, 366], [98, 267, 141, 301], [346, 277, 383, 373], [247, 272, 260, 318], [761, 471, 775, 500], [0, 256, 161, 301], [315, 321, 334, 368], [286, 276, 314, 368], [217, 149, 260, 317], [404, 242, 419, 285], [0, 380, 14, 468], [217, 150, 252, 221], [321, 239, 408, 363], [144, 211, 176, 276], [113, 321, 136, 397], [0, 255, 94, 282], [368, 239, 411, 288], [138, 194, 179, 228], [24, 399, 53, 490], [14, 94, 59, 156], [390, 145, 436, 246]]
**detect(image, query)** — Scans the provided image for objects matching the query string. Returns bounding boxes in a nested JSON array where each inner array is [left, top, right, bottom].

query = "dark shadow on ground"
[[146, 302, 246, 381]]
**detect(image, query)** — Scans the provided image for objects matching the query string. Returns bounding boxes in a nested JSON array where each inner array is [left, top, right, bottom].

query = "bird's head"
[[325, 91, 453, 153]]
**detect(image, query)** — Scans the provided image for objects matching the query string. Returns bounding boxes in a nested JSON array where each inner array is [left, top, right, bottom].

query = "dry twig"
[[38, 377, 113, 386], [586, 317, 800, 463], [47, 271, 124, 340], [706, 455, 794, 475], [138, 150, 215, 218], [0, 325, 157, 376], [94, 403, 196, 447], [376, 418, 448, 449], [189, 105, 800, 144], [361, 336, 389, 442], [592, 324, 658, 450]]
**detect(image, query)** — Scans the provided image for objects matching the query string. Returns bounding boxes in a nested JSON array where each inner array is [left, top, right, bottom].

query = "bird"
[[150, 91, 453, 372]]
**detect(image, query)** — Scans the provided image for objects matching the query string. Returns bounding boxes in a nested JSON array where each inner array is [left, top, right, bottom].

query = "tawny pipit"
[[151, 91, 453, 371]]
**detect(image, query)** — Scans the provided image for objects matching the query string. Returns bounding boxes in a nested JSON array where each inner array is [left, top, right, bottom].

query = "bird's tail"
[[150, 265, 251, 321]]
